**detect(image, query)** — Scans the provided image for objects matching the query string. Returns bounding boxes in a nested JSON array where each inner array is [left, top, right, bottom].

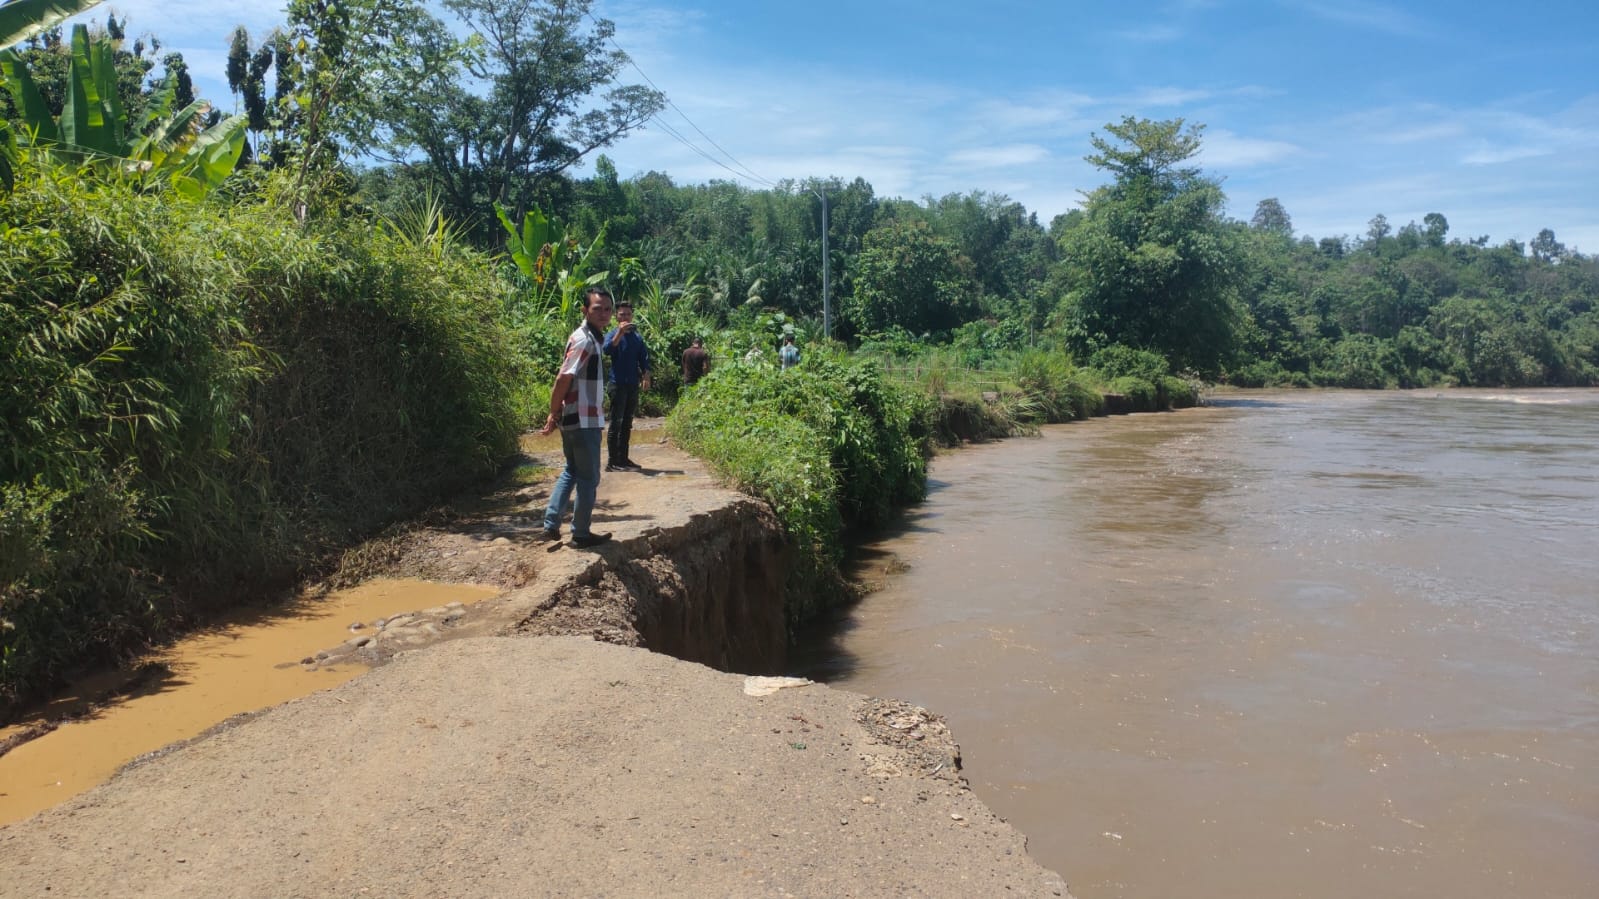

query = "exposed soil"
[[0, 422, 1072, 897]]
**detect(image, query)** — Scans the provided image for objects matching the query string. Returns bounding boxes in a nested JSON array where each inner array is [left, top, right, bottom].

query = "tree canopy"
[[378, 0, 664, 231], [1056, 117, 1242, 375]]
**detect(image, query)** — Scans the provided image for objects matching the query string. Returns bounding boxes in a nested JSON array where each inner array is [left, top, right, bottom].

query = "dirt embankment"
[[0, 427, 1072, 897]]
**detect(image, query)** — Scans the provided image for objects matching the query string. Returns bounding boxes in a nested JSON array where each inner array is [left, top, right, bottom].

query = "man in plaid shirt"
[[538, 288, 615, 548]]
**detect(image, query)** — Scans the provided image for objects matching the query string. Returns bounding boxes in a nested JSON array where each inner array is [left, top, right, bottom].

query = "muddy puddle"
[[0, 578, 497, 827]]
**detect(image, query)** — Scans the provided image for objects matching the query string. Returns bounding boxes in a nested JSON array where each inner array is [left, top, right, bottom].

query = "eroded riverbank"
[[0, 431, 1071, 897]]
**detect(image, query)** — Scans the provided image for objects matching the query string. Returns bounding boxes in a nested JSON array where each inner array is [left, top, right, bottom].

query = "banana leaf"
[[496, 202, 558, 278], [60, 23, 121, 155], [187, 112, 246, 187], [0, 46, 60, 144], [0, 0, 102, 49]]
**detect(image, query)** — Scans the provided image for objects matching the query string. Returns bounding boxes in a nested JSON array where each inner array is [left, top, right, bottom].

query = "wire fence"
[[873, 362, 1019, 390]]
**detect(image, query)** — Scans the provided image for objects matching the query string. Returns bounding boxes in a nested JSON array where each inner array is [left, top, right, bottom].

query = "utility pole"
[[810, 187, 831, 340]]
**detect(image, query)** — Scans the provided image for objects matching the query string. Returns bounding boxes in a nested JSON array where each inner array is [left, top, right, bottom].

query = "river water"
[[794, 389, 1599, 899]]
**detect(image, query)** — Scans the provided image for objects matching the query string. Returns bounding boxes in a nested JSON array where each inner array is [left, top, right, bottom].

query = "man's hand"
[[540, 412, 558, 436], [642, 373, 652, 390]]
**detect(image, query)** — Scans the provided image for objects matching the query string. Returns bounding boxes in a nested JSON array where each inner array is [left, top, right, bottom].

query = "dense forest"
[[3, 0, 1597, 710], [7, 1, 1596, 389]]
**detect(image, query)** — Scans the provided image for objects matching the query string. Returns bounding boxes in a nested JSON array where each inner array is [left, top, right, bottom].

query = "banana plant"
[[1, 22, 246, 196], [495, 202, 609, 321]]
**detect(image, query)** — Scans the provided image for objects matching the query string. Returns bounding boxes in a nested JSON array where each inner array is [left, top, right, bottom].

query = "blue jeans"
[[543, 427, 603, 538]]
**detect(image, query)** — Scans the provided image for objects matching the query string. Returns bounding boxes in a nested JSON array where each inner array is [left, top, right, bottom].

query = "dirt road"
[[0, 428, 1071, 897]]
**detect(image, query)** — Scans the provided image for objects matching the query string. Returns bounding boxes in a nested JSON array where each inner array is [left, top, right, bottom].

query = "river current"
[[794, 389, 1599, 898]]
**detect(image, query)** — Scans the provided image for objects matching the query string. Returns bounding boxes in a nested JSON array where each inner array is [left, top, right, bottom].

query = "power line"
[[585, 4, 832, 338], [585, 8, 778, 189], [648, 115, 775, 185]]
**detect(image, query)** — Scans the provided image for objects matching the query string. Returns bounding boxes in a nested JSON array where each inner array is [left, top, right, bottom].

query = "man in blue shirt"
[[603, 301, 651, 471]]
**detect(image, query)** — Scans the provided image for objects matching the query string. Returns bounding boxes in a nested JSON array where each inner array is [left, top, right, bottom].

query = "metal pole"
[[820, 191, 831, 341]]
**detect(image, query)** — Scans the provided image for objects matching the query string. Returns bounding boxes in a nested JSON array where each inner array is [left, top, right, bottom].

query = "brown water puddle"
[[0, 578, 498, 827]]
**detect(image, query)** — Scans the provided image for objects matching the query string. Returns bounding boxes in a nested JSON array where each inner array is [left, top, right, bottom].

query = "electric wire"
[[649, 114, 777, 186], [585, 7, 779, 190]]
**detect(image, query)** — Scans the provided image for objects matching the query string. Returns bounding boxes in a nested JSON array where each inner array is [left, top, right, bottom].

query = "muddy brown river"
[[797, 389, 1599, 898]]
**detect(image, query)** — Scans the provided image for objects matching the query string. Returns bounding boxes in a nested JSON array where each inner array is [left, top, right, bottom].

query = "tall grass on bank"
[[865, 347, 1112, 444], [667, 352, 934, 625], [1, 166, 531, 713]]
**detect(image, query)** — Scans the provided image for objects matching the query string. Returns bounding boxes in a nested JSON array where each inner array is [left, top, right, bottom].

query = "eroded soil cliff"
[[0, 425, 1073, 897]]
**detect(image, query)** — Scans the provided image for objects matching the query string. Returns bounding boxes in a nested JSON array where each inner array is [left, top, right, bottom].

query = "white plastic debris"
[[742, 676, 815, 697]]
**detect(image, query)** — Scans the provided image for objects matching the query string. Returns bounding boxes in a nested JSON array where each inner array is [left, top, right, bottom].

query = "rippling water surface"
[[795, 389, 1599, 898]]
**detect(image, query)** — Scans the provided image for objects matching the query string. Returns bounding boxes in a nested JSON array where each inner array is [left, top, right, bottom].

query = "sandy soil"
[[0, 424, 1071, 897]]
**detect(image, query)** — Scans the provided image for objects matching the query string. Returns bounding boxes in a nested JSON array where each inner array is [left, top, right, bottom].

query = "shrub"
[[1, 166, 528, 711], [1006, 348, 1107, 422], [1158, 375, 1198, 408], [1107, 376, 1159, 411], [667, 355, 932, 625], [1226, 359, 1287, 387], [1089, 344, 1171, 383], [1314, 335, 1401, 389], [930, 393, 1012, 445]]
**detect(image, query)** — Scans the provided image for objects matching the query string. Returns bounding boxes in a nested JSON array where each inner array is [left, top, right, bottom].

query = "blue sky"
[[67, 1, 1599, 251]]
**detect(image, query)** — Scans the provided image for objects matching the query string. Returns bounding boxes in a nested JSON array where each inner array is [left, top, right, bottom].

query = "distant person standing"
[[778, 334, 800, 371], [603, 300, 651, 471], [681, 336, 710, 386], [538, 287, 613, 548]]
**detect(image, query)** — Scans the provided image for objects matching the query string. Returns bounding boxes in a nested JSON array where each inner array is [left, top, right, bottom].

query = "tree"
[[1084, 116, 1203, 185], [845, 219, 977, 338], [378, 0, 665, 230], [1250, 197, 1293, 238], [283, 0, 452, 194], [917, 191, 1053, 303], [0, 0, 106, 188], [224, 25, 278, 163], [1422, 212, 1448, 247], [1053, 116, 1243, 375], [1365, 213, 1392, 245], [1531, 228, 1566, 263]]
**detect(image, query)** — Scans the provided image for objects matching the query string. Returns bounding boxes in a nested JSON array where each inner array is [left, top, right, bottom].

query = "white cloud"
[[1460, 144, 1552, 165], [91, 0, 287, 41], [600, 0, 711, 63], [1198, 131, 1303, 168], [1289, 0, 1435, 38], [969, 95, 1093, 130], [48, 0, 1587, 250], [946, 144, 1051, 169], [1115, 24, 1183, 42], [1379, 122, 1468, 144], [1128, 86, 1215, 107]]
